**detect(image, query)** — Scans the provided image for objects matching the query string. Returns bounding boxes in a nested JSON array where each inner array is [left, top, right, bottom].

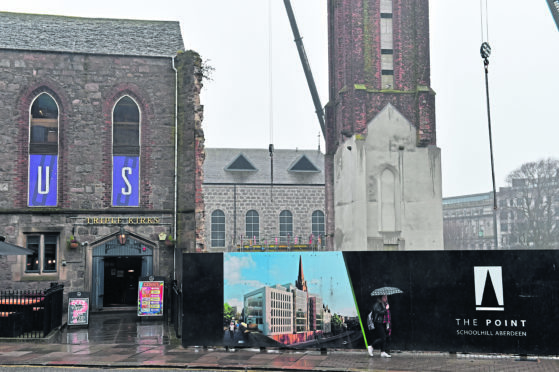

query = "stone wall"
[[0, 49, 201, 293], [0, 50, 176, 210], [203, 184, 325, 251], [325, 0, 440, 250]]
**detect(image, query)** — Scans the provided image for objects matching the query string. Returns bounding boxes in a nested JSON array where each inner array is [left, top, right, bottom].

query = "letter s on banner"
[[112, 156, 139, 206]]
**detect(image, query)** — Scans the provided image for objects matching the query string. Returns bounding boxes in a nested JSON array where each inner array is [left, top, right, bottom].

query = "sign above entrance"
[[80, 217, 162, 225]]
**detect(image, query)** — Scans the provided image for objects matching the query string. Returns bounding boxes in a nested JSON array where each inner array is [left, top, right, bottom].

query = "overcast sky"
[[2, 1, 559, 198]]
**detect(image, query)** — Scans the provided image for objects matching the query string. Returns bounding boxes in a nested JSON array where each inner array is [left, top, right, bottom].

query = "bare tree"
[[502, 158, 559, 249], [443, 219, 467, 250]]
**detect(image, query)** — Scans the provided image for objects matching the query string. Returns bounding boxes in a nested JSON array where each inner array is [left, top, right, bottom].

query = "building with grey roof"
[[203, 148, 325, 251], [0, 12, 204, 314], [0, 12, 183, 57]]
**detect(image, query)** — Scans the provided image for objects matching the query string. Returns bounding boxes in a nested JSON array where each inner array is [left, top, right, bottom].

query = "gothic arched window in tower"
[[381, 168, 396, 232], [380, 0, 394, 89]]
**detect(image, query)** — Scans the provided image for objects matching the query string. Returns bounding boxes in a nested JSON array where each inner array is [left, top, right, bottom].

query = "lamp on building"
[[118, 227, 127, 245]]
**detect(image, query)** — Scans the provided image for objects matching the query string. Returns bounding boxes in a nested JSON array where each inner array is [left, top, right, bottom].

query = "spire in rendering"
[[295, 255, 308, 292]]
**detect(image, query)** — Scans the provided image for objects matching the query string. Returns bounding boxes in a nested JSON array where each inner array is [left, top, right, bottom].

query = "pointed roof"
[[225, 153, 257, 172], [288, 154, 320, 173], [204, 148, 325, 185], [295, 255, 308, 292]]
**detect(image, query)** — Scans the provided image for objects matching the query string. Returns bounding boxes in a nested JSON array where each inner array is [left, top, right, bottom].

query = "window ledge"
[[20, 274, 59, 282]]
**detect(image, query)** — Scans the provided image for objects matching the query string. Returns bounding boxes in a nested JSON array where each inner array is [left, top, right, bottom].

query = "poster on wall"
[[28, 154, 57, 206], [138, 279, 164, 317], [221, 252, 361, 349], [67, 291, 89, 327]]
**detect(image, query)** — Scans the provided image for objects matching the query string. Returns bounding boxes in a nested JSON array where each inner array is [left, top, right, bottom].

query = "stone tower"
[[325, 0, 443, 250]]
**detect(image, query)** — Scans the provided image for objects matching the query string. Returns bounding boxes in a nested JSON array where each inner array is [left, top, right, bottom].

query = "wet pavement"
[[1, 310, 559, 371]]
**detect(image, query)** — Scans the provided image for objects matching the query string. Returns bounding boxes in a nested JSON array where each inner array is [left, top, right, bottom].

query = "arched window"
[[112, 96, 140, 207], [279, 210, 293, 243], [381, 168, 396, 231], [113, 96, 140, 155], [311, 210, 325, 240], [246, 210, 259, 243], [211, 210, 226, 248], [30, 93, 58, 154], [28, 93, 59, 207]]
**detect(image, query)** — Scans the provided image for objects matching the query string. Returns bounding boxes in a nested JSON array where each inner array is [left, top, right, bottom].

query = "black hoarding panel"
[[182, 253, 224, 347], [344, 250, 559, 355]]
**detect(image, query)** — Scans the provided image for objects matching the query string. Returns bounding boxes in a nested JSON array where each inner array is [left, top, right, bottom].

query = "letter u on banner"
[[112, 156, 139, 206], [28, 154, 58, 206]]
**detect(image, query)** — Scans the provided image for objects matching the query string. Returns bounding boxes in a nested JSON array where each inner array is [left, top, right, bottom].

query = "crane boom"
[[548, 0, 559, 31], [283, 0, 326, 136]]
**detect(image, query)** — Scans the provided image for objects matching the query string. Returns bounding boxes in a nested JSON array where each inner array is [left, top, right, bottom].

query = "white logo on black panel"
[[474, 266, 504, 311]]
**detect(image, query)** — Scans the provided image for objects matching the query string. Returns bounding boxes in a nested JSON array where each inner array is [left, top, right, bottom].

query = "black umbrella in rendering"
[[370, 287, 403, 296]]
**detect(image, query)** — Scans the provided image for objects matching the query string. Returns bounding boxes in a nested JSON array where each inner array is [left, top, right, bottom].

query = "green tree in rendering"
[[224, 303, 235, 326]]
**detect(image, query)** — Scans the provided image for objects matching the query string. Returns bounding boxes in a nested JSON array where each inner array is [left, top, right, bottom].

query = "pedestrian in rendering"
[[229, 321, 235, 340], [367, 295, 391, 358]]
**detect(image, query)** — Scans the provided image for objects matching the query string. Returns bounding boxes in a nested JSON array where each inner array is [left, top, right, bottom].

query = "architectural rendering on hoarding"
[[223, 252, 361, 349]]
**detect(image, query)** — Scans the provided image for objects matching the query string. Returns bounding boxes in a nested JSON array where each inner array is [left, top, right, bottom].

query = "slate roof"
[[204, 148, 325, 185], [0, 12, 184, 57]]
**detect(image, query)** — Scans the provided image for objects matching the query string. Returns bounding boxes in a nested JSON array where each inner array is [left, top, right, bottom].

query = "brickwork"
[[327, 0, 435, 149], [203, 184, 325, 251], [0, 51, 176, 210], [0, 46, 202, 294], [325, 0, 439, 249]]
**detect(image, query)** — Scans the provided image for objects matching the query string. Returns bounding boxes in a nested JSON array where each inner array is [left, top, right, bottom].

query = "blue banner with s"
[[112, 156, 139, 206]]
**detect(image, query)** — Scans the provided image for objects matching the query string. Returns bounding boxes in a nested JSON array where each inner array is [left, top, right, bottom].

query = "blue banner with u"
[[28, 154, 58, 207]]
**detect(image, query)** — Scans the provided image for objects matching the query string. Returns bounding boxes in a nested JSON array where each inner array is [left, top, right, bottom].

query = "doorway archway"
[[91, 234, 154, 311]]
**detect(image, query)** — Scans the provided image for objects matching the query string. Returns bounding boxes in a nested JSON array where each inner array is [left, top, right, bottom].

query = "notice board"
[[67, 291, 90, 327], [138, 276, 164, 316]]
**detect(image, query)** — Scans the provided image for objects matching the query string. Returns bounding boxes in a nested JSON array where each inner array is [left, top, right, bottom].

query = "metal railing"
[[235, 235, 326, 252], [0, 283, 64, 338]]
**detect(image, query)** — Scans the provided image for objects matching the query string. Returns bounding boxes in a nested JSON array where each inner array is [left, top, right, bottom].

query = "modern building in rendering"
[[242, 256, 330, 343]]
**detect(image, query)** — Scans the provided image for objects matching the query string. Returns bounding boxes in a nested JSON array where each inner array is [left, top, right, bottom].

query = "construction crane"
[[283, 0, 325, 136], [547, 0, 559, 31]]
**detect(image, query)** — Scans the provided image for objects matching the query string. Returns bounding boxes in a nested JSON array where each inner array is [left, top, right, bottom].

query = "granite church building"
[[0, 12, 204, 310]]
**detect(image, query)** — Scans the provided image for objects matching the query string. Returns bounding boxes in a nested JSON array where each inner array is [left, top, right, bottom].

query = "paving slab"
[[1, 310, 559, 371]]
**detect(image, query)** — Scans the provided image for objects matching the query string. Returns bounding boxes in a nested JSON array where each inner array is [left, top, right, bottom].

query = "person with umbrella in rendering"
[[366, 287, 402, 358]]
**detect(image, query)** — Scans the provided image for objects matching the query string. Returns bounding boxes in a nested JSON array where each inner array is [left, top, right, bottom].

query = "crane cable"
[[479, 0, 499, 249], [480, 0, 489, 44], [268, 0, 275, 203]]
